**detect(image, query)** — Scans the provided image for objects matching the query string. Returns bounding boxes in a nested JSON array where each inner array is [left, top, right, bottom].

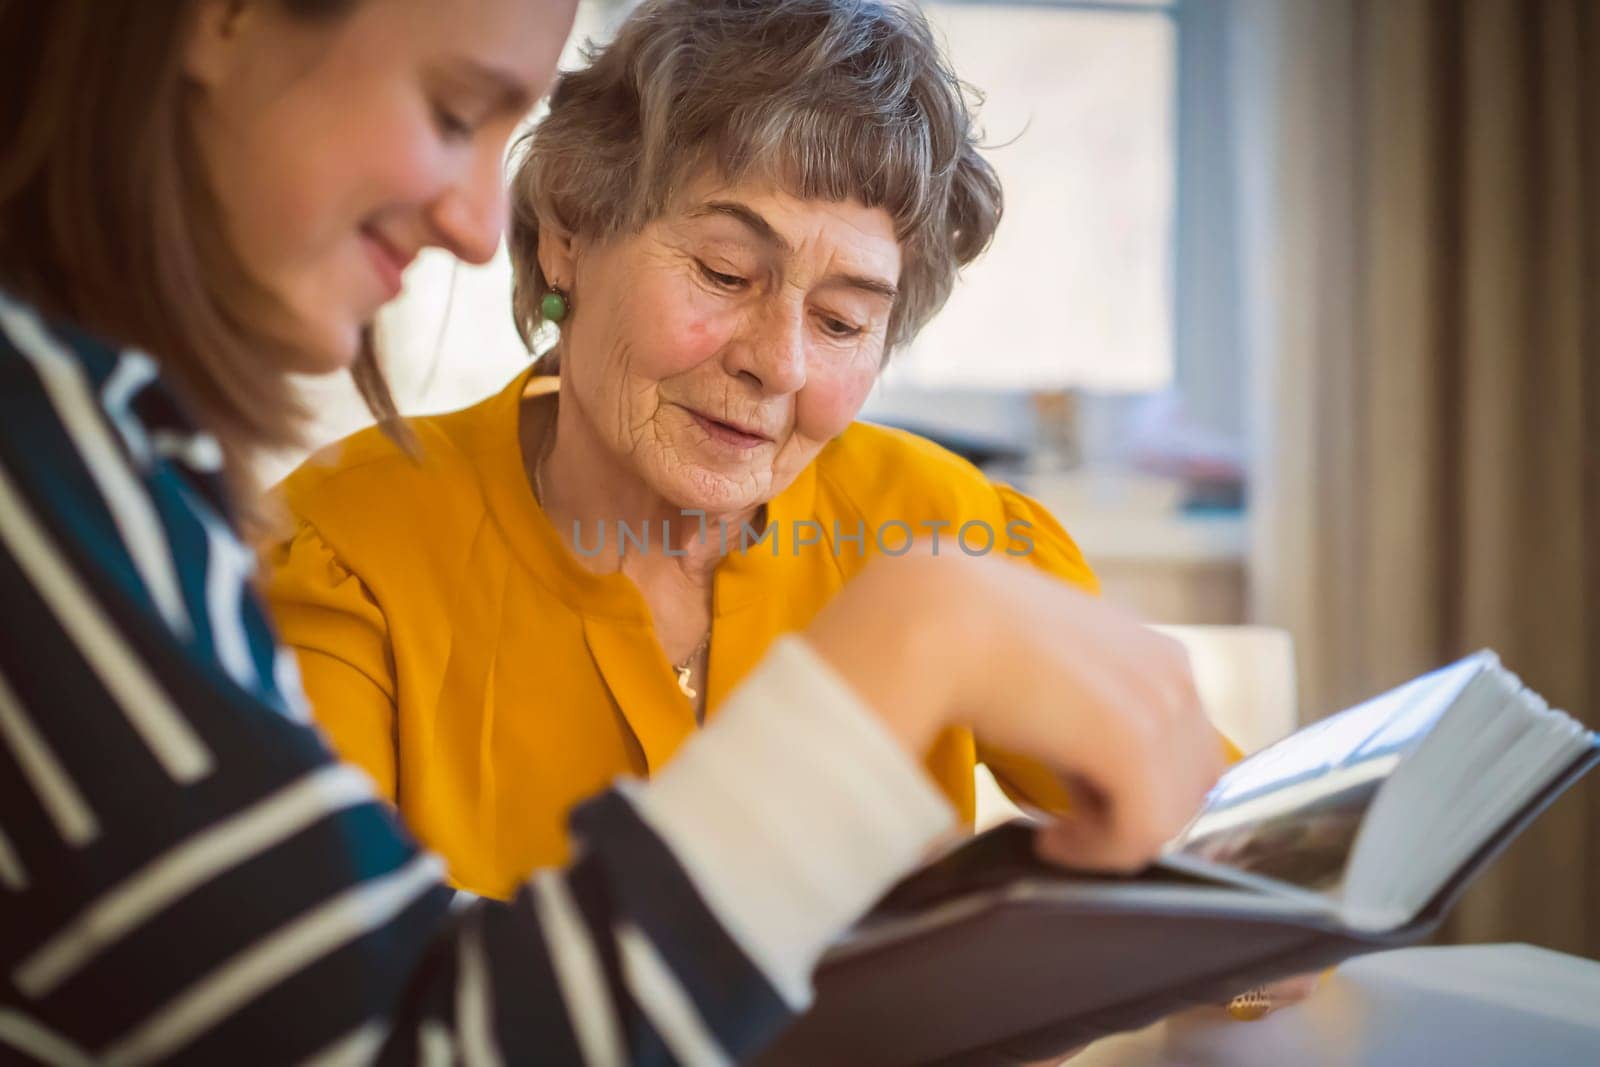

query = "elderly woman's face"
[[558, 175, 900, 514]]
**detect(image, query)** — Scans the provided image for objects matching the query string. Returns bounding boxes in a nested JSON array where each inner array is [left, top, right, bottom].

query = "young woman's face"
[[184, 0, 575, 372]]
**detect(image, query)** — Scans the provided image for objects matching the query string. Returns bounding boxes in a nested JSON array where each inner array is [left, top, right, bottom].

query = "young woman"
[[0, 1, 1225, 1062]]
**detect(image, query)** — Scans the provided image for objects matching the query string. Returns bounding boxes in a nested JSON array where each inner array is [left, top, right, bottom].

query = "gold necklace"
[[674, 630, 712, 701]]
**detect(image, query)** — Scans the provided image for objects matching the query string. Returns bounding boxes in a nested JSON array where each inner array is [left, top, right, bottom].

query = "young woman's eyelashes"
[[431, 102, 476, 141], [428, 84, 502, 144]]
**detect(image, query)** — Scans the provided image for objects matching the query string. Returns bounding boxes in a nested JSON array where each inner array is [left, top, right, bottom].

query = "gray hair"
[[507, 0, 1003, 360]]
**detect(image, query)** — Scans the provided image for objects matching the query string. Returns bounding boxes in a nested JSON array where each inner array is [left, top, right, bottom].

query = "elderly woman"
[[266, 0, 1232, 899]]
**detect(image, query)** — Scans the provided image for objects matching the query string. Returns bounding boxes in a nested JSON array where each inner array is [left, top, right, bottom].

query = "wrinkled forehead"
[[661, 167, 903, 279]]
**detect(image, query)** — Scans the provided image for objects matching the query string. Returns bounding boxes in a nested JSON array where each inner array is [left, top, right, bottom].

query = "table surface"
[[1068, 944, 1600, 1067]]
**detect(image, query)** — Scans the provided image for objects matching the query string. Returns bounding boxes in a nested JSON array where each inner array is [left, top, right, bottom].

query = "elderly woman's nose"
[[735, 310, 808, 395], [426, 158, 508, 266]]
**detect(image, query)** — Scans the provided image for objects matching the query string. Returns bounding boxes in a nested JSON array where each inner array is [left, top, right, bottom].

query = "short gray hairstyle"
[[508, 0, 1003, 359]]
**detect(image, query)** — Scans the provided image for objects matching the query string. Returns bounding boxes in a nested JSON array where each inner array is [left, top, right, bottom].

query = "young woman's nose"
[[425, 151, 507, 265]]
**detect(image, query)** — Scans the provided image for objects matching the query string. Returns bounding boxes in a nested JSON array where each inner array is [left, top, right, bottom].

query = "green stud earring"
[[541, 288, 569, 324]]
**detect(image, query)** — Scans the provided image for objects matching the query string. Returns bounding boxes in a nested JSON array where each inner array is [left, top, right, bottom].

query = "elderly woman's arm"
[[264, 520, 400, 801]]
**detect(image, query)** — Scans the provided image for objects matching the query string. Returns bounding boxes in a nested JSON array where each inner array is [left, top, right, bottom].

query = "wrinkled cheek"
[[795, 365, 877, 442], [656, 311, 729, 378]]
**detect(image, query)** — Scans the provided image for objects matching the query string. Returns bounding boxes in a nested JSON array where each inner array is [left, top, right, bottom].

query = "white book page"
[[1160, 656, 1494, 903]]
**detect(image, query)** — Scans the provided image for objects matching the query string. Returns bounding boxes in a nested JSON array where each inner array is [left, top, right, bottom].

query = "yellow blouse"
[[266, 369, 1125, 898]]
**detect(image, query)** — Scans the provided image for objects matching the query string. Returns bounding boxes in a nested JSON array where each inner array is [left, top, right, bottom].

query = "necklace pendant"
[[676, 664, 697, 701]]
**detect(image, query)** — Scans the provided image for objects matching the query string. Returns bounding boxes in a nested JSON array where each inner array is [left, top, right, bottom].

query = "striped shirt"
[[0, 291, 953, 1065]]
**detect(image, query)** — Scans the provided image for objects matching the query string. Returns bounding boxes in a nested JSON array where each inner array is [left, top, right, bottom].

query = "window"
[[893, 0, 1179, 393]]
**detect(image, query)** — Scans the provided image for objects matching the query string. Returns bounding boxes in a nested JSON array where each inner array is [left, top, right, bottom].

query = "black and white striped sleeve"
[[0, 294, 954, 1065]]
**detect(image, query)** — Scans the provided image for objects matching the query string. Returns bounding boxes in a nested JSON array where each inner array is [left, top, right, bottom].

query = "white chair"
[[1152, 624, 1297, 754], [975, 625, 1297, 830]]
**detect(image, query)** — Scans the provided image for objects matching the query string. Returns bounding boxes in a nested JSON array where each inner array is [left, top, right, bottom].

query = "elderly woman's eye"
[[820, 315, 864, 339], [697, 262, 748, 290]]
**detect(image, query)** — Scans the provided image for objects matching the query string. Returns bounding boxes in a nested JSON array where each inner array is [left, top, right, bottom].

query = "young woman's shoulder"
[[0, 293, 123, 389]]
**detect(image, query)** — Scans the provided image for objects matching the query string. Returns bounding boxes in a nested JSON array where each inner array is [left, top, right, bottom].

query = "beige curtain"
[[1231, 0, 1599, 958]]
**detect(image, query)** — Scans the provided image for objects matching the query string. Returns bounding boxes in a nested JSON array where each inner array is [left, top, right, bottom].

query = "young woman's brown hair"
[[0, 0, 396, 491]]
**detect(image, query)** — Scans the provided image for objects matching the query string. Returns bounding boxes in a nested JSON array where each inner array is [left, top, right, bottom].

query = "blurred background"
[[276, 0, 1599, 961]]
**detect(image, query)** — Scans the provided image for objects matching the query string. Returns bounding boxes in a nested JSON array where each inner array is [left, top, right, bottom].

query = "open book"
[[754, 652, 1600, 1067]]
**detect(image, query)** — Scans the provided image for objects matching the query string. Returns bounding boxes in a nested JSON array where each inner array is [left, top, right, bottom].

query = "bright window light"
[[891, 1, 1177, 393]]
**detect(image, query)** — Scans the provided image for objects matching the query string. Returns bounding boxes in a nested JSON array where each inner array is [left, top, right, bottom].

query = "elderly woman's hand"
[[806, 547, 1227, 874]]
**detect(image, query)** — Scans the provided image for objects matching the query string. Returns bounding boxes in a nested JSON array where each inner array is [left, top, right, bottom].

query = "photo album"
[[755, 652, 1600, 1066]]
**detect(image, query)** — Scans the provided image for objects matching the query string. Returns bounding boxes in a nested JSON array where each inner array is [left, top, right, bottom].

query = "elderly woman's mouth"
[[684, 408, 772, 449]]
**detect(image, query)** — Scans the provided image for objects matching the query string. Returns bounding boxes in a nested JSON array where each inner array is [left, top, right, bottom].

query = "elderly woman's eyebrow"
[[691, 201, 792, 252], [825, 272, 898, 302]]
